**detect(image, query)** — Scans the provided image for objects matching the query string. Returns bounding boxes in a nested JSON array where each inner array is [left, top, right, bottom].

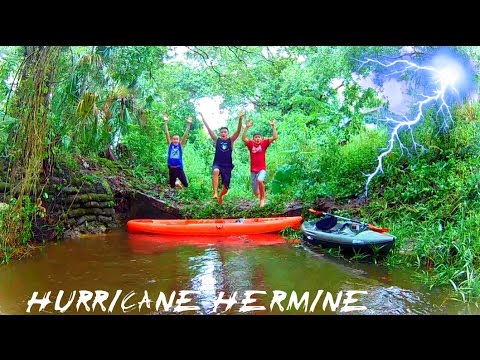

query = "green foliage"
[[1, 195, 41, 262], [98, 46, 167, 86], [325, 128, 389, 197], [360, 103, 480, 301], [82, 174, 98, 184], [122, 120, 169, 184], [271, 164, 296, 195]]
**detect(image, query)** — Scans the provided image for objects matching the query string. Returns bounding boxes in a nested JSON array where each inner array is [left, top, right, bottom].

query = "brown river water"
[[0, 231, 477, 315]]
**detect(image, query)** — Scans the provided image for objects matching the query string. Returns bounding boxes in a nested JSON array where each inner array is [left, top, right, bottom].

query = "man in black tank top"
[[199, 112, 244, 204]]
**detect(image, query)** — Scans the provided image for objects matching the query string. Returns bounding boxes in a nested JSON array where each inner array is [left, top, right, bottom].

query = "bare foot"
[[259, 198, 265, 207], [254, 192, 259, 198], [218, 194, 224, 205], [212, 194, 218, 199]]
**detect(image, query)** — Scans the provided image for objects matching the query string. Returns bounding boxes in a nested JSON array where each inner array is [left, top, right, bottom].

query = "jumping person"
[[242, 119, 278, 207], [199, 112, 244, 204], [163, 112, 193, 189]]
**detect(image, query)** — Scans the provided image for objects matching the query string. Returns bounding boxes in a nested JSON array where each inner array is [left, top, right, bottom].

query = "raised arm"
[[199, 112, 217, 141], [230, 112, 245, 144], [181, 116, 193, 147], [242, 119, 253, 145], [163, 112, 171, 144], [267, 119, 278, 143]]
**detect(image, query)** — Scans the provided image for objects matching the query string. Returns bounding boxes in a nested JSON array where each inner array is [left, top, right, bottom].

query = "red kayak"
[[127, 216, 303, 236]]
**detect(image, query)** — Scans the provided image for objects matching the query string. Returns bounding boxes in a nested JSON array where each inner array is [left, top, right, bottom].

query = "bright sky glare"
[[192, 96, 229, 130]]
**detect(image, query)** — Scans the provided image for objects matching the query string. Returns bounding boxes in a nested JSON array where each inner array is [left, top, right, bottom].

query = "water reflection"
[[189, 248, 223, 314], [127, 232, 292, 254]]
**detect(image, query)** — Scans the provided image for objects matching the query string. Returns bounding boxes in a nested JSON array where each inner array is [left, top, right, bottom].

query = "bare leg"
[[258, 179, 266, 207], [218, 186, 228, 205], [212, 168, 220, 198]]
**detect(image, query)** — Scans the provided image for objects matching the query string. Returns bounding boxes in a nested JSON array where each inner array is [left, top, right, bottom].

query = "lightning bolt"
[[359, 51, 471, 198]]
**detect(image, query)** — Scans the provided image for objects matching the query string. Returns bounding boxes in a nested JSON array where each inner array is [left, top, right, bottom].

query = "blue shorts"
[[251, 170, 267, 194]]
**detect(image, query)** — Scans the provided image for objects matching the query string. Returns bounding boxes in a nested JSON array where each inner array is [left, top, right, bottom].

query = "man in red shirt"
[[242, 119, 278, 207]]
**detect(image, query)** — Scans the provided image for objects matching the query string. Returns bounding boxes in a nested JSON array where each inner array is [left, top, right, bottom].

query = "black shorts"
[[213, 164, 234, 189], [168, 166, 188, 188]]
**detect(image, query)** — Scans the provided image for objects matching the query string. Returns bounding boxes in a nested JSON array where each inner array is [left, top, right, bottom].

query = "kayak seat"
[[315, 216, 337, 231]]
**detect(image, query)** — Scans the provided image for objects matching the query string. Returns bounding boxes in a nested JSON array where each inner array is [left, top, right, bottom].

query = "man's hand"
[[239, 112, 245, 121], [163, 112, 169, 122], [270, 119, 275, 127], [246, 120, 253, 128], [187, 116, 193, 124]]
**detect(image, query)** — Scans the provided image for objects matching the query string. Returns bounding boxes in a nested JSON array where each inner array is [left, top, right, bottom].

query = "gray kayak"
[[301, 217, 396, 255]]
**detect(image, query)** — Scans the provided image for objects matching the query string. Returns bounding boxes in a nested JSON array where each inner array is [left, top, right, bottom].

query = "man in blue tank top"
[[163, 112, 193, 189], [199, 112, 244, 204]]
